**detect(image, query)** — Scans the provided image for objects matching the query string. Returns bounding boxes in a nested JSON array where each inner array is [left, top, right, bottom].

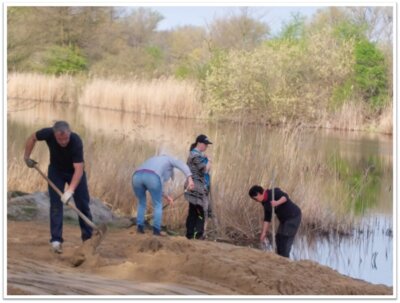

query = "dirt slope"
[[7, 220, 392, 296]]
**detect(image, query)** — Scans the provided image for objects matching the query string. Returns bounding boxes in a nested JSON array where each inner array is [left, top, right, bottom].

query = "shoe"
[[51, 241, 63, 254], [153, 228, 167, 236], [137, 225, 145, 234]]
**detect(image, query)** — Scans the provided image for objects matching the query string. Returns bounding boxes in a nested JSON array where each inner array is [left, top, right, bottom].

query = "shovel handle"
[[33, 165, 99, 231]]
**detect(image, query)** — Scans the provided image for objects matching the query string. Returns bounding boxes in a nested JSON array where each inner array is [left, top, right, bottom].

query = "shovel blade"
[[91, 223, 107, 248], [70, 223, 107, 267]]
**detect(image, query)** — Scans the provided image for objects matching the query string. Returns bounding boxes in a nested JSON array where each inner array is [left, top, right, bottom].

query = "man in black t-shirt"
[[248, 185, 302, 258], [24, 121, 93, 253]]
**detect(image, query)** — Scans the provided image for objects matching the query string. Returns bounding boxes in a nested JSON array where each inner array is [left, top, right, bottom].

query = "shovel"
[[33, 164, 107, 239]]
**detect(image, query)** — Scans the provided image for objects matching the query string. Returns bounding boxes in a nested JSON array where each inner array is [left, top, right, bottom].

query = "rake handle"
[[269, 169, 277, 253], [33, 165, 99, 231], [271, 186, 276, 252]]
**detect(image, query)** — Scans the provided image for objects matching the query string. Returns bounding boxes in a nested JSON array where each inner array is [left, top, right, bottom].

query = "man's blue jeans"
[[132, 171, 163, 231], [48, 165, 93, 243]]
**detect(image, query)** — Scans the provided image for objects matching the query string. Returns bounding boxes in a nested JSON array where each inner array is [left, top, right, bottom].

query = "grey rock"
[[7, 191, 120, 225]]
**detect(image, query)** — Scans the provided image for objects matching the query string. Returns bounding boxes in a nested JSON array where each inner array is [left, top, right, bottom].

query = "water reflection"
[[292, 215, 393, 286], [7, 101, 393, 286]]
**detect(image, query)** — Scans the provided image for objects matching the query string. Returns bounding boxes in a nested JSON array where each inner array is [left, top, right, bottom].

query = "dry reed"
[[208, 125, 360, 240], [377, 104, 393, 135], [7, 72, 392, 134], [79, 77, 203, 118], [327, 101, 366, 131], [7, 85, 392, 243], [7, 73, 77, 105], [8, 113, 384, 241]]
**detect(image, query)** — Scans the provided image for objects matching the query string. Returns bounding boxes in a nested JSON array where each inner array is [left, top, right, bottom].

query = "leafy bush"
[[334, 21, 389, 109], [174, 64, 191, 79], [43, 45, 87, 75], [330, 80, 354, 109], [354, 40, 388, 108], [204, 26, 354, 123]]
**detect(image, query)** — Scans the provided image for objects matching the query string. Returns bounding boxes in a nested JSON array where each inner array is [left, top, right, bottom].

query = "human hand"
[[187, 177, 195, 190], [61, 190, 74, 204], [24, 158, 38, 168], [261, 237, 272, 251], [260, 232, 267, 243], [165, 195, 174, 205]]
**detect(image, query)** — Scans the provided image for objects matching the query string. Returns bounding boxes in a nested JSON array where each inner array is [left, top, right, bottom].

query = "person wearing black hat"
[[184, 134, 213, 239], [248, 185, 302, 258]]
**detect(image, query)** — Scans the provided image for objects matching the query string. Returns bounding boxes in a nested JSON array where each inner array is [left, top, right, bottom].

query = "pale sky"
[[151, 6, 321, 34]]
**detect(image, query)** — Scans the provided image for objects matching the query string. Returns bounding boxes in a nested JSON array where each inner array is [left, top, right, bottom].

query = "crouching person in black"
[[248, 185, 301, 258]]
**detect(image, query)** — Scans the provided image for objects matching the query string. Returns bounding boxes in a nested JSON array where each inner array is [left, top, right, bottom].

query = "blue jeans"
[[48, 165, 93, 243], [132, 171, 163, 231]]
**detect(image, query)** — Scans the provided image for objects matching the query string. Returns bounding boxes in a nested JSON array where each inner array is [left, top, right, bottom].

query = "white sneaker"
[[51, 241, 63, 254]]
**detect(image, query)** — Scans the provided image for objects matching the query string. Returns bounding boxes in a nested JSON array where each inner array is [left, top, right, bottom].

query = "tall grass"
[[8, 113, 391, 242], [7, 73, 77, 104], [78, 77, 202, 118], [7, 72, 393, 134], [8, 73, 203, 119], [377, 104, 393, 135], [321, 101, 366, 131], [208, 125, 362, 242]]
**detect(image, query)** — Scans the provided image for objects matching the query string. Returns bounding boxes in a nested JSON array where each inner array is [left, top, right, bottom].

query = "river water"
[[7, 101, 393, 286]]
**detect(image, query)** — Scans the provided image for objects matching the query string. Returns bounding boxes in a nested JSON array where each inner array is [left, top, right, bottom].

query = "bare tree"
[[347, 6, 393, 45], [121, 7, 163, 47], [207, 7, 270, 51]]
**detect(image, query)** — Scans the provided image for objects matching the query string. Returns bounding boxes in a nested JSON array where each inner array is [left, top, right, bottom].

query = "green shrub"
[[203, 26, 354, 123], [145, 46, 164, 71], [330, 80, 354, 109], [174, 64, 190, 79], [334, 20, 367, 41], [354, 40, 388, 108], [43, 45, 87, 75]]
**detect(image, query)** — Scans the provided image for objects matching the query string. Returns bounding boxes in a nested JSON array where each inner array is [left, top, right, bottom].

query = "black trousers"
[[275, 214, 302, 258], [48, 166, 93, 243], [186, 203, 205, 239]]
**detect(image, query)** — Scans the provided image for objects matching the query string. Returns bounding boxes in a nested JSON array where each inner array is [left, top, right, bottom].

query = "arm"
[[163, 193, 174, 205], [205, 158, 212, 173], [271, 195, 287, 207], [169, 157, 194, 190], [61, 162, 84, 203], [170, 157, 192, 177], [23, 133, 37, 161], [68, 162, 84, 192], [186, 175, 194, 190], [260, 221, 270, 242], [271, 188, 288, 207]]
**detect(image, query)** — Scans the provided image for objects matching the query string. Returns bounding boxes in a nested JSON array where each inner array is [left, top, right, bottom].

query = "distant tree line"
[[8, 6, 393, 116], [8, 7, 270, 78]]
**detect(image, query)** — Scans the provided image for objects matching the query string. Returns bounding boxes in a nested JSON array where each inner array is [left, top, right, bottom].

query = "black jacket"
[[262, 188, 301, 223]]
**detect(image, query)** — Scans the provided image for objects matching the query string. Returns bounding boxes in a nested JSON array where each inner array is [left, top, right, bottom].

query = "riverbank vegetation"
[[7, 6, 393, 133], [7, 6, 393, 243], [7, 117, 392, 240]]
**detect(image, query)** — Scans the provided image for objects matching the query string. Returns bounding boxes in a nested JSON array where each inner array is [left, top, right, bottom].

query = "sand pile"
[[7, 220, 392, 296]]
